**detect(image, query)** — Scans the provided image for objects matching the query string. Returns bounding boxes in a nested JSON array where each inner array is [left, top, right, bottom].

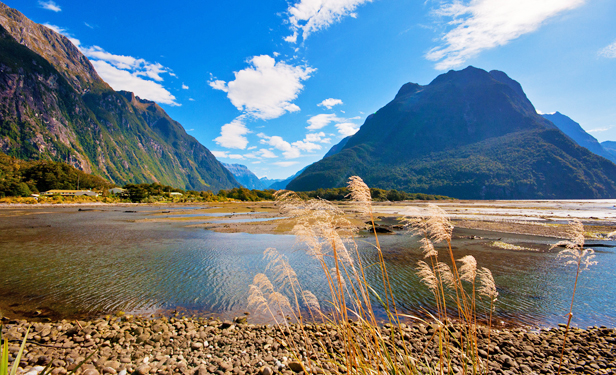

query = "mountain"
[[602, 141, 616, 159], [259, 176, 283, 189], [270, 166, 309, 190], [287, 67, 616, 199], [222, 163, 265, 190], [0, 3, 238, 192], [541, 112, 616, 164], [323, 136, 350, 159]]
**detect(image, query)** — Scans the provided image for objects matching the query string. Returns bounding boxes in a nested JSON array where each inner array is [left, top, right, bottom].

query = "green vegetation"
[[0, 152, 113, 197], [0, 24, 238, 193], [287, 67, 616, 199]]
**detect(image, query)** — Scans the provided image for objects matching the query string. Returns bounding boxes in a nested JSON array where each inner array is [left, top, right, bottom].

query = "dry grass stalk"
[[551, 219, 597, 375], [251, 179, 500, 375]]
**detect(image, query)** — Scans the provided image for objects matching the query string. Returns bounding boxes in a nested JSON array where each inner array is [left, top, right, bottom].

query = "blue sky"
[[7, 0, 616, 179]]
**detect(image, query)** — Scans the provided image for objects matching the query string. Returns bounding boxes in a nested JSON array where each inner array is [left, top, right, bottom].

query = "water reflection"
[[0, 206, 613, 328]]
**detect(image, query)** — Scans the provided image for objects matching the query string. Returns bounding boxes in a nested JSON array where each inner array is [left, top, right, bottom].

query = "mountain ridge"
[[287, 67, 616, 199], [0, 3, 239, 192]]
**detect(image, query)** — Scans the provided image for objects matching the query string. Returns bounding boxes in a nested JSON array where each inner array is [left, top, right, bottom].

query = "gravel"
[[1, 316, 614, 375]]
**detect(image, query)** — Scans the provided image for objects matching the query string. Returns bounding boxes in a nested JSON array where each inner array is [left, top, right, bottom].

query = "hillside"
[[0, 151, 113, 197], [541, 112, 616, 164], [0, 4, 238, 192], [223, 163, 265, 190], [287, 67, 616, 199]]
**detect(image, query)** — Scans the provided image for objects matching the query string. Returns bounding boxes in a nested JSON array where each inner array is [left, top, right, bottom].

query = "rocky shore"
[[1, 316, 614, 375]]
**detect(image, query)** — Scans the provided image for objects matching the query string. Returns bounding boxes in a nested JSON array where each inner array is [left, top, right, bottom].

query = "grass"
[[248, 176, 500, 375]]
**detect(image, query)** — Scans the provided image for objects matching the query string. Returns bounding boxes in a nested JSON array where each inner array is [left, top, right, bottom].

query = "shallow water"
[[0, 206, 614, 328]]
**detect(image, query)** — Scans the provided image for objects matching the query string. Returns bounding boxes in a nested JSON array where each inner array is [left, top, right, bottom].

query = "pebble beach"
[[2, 316, 614, 375]]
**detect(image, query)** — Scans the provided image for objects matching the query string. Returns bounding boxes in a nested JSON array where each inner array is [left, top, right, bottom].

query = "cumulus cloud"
[[599, 40, 616, 58], [336, 122, 360, 136], [285, 0, 373, 43], [39, 0, 61, 12], [258, 149, 278, 158], [89, 61, 178, 105], [259, 135, 301, 158], [209, 55, 314, 120], [42, 25, 179, 106], [318, 98, 343, 109], [306, 113, 343, 130], [80, 46, 179, 105], [306, 114, 361, 136], [427, 0, 585, 70], [214, 117, 251, 149], [305, 132, 331, 143], [182, 83, 189, 89]]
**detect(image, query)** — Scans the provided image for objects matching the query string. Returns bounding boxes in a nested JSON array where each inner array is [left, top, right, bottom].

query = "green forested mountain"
[[0, 3, 239, 192], [0, 151, 113, 196], [287, 67, 616, 199]]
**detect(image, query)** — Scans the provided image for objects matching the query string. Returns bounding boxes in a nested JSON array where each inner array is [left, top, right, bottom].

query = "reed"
[[249, 176, 498, 375], [551, 219, 597, 375]]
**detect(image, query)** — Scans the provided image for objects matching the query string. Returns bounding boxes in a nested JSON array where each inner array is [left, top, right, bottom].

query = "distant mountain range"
[[0, 3, 238, 192], [222, 163, 266, 190], [287, 67, 616, 199], [541, 112, 616, 164]]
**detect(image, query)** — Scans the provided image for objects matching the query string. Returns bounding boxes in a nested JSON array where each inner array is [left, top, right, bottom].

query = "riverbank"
[[1, 316, 614, 375]]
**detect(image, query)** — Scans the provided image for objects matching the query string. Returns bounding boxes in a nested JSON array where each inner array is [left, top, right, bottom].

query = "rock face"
[[0, 3, 108, 94], [541, 111, 616, 164], [287, 67, 616, 199], [222, 163, 265, 190], [0, 3, 239, 192]]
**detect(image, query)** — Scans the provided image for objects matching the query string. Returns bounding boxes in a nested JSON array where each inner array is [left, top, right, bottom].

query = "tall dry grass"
[[248, 176, 501, 375], [551, 219, 597, 374]]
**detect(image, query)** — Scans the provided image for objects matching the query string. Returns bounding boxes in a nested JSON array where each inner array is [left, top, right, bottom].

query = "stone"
[[82, 369, 100, 375], [101, 367, 117, 374], [135, 365, 151, 375], [287, 361, 304, 372], [259, 366, 273, 375]]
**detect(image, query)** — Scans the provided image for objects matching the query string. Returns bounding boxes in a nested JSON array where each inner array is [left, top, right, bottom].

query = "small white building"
[[41, 190, 99, 197], [169, 192, 183, 196]]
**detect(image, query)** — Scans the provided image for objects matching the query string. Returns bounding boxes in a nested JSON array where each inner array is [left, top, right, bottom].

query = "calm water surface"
[[0, 206, 614, 328]]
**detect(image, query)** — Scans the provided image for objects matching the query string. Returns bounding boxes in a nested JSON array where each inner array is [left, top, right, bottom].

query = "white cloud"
[[182, 83, 189, 89], [599, 40, 616, 58], [259, 135, 301, 158], [214, 117, 251, 149], [78, 45, 179, 105], [247, 146, 257, 150], [306, 113, 343, 130], [336, 122, 360, 136], [285, 0, 373, 43], [84, 22, 94, 29], [427, 0, 585, 70], [209, 55, 314, 120], [587, 126, 612, 133], [211, 151, 245, 159], [318, 98, 343, 109], [304, 132, 330, 143], [189, 98, 195, 101], [39, 0, 61, 12], [274, 161, 300, 167], [42, 23, 81, 47], [258, 149, 278, 158], [89, 61, 178, 105], [211, 151, 229, 158], [292, 140, 321, 152]]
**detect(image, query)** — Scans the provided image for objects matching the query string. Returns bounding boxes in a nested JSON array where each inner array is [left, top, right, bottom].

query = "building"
[[41, 190, 99, 197], [169, 192, 183, 196]]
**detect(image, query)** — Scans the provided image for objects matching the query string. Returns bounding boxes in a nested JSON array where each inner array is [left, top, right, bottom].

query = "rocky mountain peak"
[[0, 2, 108, 94]]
